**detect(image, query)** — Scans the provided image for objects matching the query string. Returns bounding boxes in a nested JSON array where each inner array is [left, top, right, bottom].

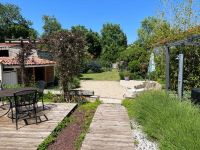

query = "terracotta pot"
[[124, 76, 129, 81]]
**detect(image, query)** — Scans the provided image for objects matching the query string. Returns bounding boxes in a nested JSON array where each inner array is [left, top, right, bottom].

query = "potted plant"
[[124, 71, 131, 81]]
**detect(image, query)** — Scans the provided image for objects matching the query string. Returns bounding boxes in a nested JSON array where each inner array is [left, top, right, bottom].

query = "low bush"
[[69, 77, 80, 89], [3, 84, 24, 89], [119, 71, 143, 80], [123, 91, 200, 150], [87, 61, 102, 73]]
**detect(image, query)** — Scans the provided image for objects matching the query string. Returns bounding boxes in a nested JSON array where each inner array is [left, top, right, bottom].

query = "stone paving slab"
[[81, 104, 135, 150]]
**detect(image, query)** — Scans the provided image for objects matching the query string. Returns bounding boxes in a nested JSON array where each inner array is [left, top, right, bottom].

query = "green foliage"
[[71, 25, 102, 58], [69, 77, 80, 89], [42, 15, 62, 36], [0, 3, 37, 41], [123, 91, 200, 150], [87, 61, 102, 73], [169, 46, 200, 91], [119, 41, 149, 79], [159, 0, 200, 31], [86, 30, 102, 58], [3, 84, 24, 89], [119, 71, 143, 80], [101, 23, 127, 63], [138, 17, 171, 48], [43, 92, 54, 102]]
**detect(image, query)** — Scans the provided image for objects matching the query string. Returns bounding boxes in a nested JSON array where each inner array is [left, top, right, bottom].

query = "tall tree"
[[0, 3, 37, 42], [42, 15, 62, 36], [71, 26, 102, 58], [46, 30, 86, 101], [86, 30, 102, 58], [159, 0, 200, 31], [138, 17, 171, 48], [101, 23, 127, 63]]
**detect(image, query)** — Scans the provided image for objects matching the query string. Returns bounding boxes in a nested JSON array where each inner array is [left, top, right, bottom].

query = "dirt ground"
[[48, 107, 94, 150]]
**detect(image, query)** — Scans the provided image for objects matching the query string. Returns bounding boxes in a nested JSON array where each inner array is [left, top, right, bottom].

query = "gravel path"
[[79, 80, 126, 100], [131, 120, 158, 150]]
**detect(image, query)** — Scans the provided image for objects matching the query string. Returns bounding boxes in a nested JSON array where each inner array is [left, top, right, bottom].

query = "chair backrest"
[[14, 90, 37, 107], [36, 80, 46, 92]]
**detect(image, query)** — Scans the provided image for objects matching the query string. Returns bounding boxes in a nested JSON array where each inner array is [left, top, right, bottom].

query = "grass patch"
[[123, 91, 200, 150], [75, 100, 101, 149], [81, 69, 120, 81], [37, 100, 100, 150]]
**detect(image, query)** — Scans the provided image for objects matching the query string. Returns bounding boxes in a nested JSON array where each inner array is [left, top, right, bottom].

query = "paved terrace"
[[0, 103, 76, 150]]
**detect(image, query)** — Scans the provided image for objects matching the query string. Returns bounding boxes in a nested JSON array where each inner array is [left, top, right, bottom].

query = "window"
[[0, 50, 9, 57]]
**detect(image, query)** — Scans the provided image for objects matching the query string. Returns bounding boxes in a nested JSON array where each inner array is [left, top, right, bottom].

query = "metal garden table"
[[0, 87, 38, 117]]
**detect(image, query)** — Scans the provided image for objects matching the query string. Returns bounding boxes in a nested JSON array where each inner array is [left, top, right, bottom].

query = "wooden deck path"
[[81, 104, 135, 150], [0, 103, 77, 150]]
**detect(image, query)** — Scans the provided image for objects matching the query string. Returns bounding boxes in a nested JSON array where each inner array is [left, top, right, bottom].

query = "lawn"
[[123, 91, 200, 150], [81, 69, 120, 81]]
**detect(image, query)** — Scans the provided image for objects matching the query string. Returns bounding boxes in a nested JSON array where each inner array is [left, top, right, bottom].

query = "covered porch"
[[17, 65, 55, 86]]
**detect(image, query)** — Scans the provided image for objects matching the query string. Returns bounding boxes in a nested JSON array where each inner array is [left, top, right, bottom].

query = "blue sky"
[[1, 0, 158, 43]]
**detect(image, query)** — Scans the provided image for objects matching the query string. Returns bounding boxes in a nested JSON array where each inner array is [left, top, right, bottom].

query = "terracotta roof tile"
[[0, 43, 19, 48], [0, 57, 56, 66]]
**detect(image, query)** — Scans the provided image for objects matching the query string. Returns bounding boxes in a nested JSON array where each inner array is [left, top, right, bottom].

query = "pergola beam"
[[165, 34, 200, 47], [165, 46, 170, 91]]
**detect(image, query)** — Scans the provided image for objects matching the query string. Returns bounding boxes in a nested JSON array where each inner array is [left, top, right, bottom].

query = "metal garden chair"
[[36, 80, 46, 110], [13, 90, 38, 130]]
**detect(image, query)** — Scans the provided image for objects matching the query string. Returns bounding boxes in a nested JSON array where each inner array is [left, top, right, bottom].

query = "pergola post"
[[165, 46, 170, 91]]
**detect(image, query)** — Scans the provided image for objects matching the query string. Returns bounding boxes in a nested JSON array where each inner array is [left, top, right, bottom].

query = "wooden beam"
[[44, 67, 47, 83], [165, 46, 170, 91], [32, 67, 35, 83]]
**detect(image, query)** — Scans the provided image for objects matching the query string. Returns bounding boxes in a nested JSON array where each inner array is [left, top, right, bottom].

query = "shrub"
[[69, 77, 80, 89], [130, 72, 143, 80], [123, 91, 200, 150], [119, 71, 143, 80], [87, 61, 102, 73], [43, 92, 54, 102]]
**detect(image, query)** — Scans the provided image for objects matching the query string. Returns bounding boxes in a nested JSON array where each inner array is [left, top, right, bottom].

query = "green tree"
[[101, 23, 127, 63], [138, 17, 171, 48], [42, 15, 62, 36], [71, 25, 102, 58], [0, 3, 37, 42], [86, 30, 102, 58], [120, 41, 149, 78], [159, 0, 200, 31], [46, 30, 86, 101]]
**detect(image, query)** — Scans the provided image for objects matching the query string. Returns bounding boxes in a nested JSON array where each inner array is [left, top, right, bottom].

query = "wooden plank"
[[81, 104, 135, 150], [0, 103, 77, 150]]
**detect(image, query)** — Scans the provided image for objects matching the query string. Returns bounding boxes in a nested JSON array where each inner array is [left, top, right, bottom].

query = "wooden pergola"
[[154, 33, 200, 92]]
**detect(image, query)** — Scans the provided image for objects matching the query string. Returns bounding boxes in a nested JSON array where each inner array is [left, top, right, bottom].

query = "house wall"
[[45, 66, 54, 85], [8, 48, 38, 57], [2, 71, 18, 85], [0, 63, 3, 81]]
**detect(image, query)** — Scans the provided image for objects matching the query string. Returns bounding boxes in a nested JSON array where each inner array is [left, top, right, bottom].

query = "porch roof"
[[0, 43, 19, 49], [0, 56, 56, 66]]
